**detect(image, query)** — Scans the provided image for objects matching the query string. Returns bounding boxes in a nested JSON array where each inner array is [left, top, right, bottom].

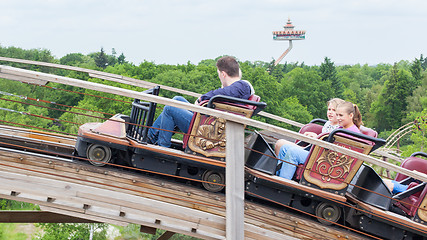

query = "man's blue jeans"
[[276, 144, 309, 179], [148, 96, 194, 147]]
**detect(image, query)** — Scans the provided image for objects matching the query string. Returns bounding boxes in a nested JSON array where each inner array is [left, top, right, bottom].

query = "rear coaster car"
[[346, 152, 427, 239]]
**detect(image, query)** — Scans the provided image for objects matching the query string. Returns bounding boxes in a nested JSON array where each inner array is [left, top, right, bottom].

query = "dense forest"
[[0, 45, 426, 155], [0, 46, 426, 238]]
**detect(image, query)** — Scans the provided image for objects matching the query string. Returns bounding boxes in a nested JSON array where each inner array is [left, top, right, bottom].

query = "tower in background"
[[273, 18, 306, 66]]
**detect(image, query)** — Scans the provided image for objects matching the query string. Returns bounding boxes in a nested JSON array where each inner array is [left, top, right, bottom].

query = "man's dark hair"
[[216, 56, 240, 77]]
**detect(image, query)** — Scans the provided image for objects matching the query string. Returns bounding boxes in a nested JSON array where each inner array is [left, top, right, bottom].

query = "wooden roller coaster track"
[[0, 126, 368, 239]]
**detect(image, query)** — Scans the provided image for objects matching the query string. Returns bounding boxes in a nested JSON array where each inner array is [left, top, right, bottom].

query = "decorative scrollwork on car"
[[195, 116, 226, 151], [316, 150, 353, 182]]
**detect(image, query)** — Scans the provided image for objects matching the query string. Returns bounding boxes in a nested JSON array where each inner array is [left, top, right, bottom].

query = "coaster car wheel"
[[315, 202, 342, 225], [202, 170, 225, 192], [86, 144, 112, 166]]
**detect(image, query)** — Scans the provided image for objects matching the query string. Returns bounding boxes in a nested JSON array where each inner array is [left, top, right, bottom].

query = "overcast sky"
[[1, 0, 426, 66]]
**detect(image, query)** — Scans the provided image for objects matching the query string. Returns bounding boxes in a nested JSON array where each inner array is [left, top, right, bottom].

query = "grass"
[[0, 223, 30, 240]]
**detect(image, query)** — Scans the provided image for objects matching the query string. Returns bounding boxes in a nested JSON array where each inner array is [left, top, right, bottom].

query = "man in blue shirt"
[[147, 56, 254, 147]]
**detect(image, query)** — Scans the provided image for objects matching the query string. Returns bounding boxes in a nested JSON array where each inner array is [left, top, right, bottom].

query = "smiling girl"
[[304, 98, 345, 138], [335, 101, 363, 133]]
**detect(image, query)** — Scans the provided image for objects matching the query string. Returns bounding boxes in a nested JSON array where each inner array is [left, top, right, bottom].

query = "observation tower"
[[273, 18, 306, 66]]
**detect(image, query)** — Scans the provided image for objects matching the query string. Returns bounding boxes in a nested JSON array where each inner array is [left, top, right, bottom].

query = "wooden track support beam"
[[157, 231, 175, 240], [140, 225, 157, 235], [139, 225, 176, 240], [0, 210, 98, 223]]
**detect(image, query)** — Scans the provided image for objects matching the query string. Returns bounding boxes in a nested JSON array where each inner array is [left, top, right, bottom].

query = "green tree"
[[117, 53, 126, 64], [406, 72, 427, 112], [359, 84, 383, 126], [242, 64, 280, 106], [134, 61, 159, 80], [342, 88, 357, 103], [60, 53, 85, 66], [34, 223, 107, 240], [107, 54, 118, 67], [197, 59, 216, 67], [370, 64, 417, 131], [319, 57, 343, 98], [273, 96, 313, 129], [410, 57, 423, 85], [267, 60, 304, 82], [420, 54, 427, 70], [280, 67, 333, 118], [94, 48, 108, 69]]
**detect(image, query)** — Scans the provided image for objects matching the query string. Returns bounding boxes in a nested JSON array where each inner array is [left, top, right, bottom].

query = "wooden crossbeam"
[[0, 210, 97, 223], [140, 225, 157, 235], [157, 231, 175, 240], [139, 226, 175, 240]]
